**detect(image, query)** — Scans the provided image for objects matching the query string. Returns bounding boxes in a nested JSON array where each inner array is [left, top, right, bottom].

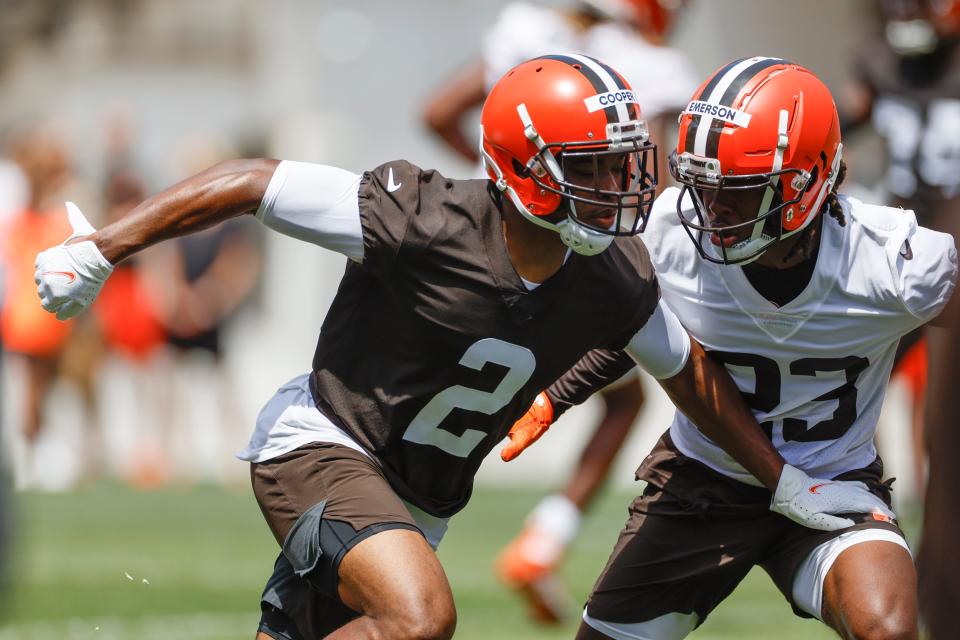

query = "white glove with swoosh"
[[34, 202, 114, 320], [770, 464, 896, 531]]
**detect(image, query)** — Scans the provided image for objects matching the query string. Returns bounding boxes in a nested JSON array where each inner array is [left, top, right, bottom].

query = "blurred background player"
[[918, 231, 960, 640], [840, 1, 960, 635], [1, 125, 75, 448], [0, 139, 27, 620], [421, 0, 698, 622], [841, 0, 960, 497], [0, 123, 104, 487]]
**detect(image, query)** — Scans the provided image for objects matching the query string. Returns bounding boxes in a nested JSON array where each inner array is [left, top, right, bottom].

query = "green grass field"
[[0, 483, 862, 639]]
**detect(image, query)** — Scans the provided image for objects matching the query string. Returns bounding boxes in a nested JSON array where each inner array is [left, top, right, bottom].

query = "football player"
[[507, 58, 957, 639], [841, 6, 960, 633], [35, 57, 893, 640], [841, 5, 960, 632], [421, 0, 698, 621], [843, 0, 960, 496]]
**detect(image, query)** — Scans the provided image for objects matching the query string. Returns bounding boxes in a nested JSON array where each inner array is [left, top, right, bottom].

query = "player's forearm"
[[658, 340, 784, 491], [545, 349, 636, 418], [91, 158, 279, 264]]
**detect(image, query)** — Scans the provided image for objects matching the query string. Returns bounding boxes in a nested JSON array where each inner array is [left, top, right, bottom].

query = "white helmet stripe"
[[693, 56, 781, 156]]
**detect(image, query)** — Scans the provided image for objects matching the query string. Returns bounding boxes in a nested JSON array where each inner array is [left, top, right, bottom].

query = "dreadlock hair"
[[782, 159, 847, 263]]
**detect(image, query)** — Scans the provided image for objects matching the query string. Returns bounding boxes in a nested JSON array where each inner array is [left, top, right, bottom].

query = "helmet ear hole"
[[512, 158, 529, 178]]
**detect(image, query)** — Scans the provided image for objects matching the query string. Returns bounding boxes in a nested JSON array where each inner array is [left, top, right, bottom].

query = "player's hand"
[[501, 392, 554, 462], [770, 464, 896, 531], [34, 202, 114, 320]]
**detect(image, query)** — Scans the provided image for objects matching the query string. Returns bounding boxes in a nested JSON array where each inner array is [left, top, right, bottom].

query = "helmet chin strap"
[[556, 214, 615, 256]]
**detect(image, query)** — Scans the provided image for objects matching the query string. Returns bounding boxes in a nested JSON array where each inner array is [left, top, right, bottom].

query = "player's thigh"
[[337, 526, 456, 630], [252, 443, 440, 634], [766, 518, 914, 638], [583, 484, 769, 637], [821, 535, 916, 639]]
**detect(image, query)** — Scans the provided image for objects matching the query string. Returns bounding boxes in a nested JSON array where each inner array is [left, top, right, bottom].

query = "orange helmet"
[[670, 57, 843, 265], [881, 0, 960, 54], [480, 55, 657, 255], [582, 0, 684, 37]]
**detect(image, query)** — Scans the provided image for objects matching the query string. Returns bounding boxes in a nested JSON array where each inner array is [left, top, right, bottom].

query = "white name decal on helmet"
[[684, 100, 752, 128], [583, 90, 638, 113]]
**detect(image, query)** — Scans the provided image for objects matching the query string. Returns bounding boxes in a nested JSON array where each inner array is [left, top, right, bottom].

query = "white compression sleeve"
[[256, 160, 365, 261], [624, 299, 691, 379]]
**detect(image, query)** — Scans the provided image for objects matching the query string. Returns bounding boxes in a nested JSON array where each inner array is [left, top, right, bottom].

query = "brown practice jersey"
[[307, 160, 658, 517], [856, 37, 960, 227]]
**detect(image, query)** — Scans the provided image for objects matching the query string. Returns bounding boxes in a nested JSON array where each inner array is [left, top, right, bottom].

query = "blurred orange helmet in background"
[[581, 0, 685, 37]]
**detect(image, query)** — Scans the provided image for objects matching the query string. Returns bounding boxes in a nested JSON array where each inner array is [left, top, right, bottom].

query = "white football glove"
[[34, 202, 114, 320], [770, 464, 896, 532]]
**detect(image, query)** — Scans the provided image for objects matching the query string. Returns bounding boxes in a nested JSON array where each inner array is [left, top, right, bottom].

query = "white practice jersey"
[[645, 188, 957, 485], [482, 2, 697, 119]]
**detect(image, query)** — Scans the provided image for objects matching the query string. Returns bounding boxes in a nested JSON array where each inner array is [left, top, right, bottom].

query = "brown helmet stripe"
[[683, 57, 787, 159], [534, 54, 637, 126]]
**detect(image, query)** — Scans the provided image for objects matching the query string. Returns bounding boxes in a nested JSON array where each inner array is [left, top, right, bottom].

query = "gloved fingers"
[[807, 512, 855, 532], [500, 442, 522, 462], [823, 482, 896, 519], [500, 429, 532, 462], [39, 295, 56, 312], [65, 201, 96, 239], [55, 300, 83, 321], [500, 420, 546, 462], [836, 494, 896, 520]]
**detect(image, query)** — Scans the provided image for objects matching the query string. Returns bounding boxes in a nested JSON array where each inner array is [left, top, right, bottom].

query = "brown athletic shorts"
[[251, 442, 423, 640], [585, 433, 902, 627], [252, 441, 419, 545]]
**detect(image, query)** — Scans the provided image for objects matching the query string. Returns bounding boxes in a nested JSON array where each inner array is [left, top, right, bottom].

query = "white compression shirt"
[[255, 160, 364, 261], [624, 299, 691, 379]]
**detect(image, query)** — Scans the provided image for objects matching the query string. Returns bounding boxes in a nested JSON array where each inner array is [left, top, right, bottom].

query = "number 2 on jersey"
[[402, 338, 536, 458]]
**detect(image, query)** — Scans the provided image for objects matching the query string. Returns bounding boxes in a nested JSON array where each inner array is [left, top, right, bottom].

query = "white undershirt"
[[256, 160, 365, 261]]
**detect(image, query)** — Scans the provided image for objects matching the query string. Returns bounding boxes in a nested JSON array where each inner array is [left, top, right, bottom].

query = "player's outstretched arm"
[[35, 159, 279, 320], [89, 158, 278, 265]]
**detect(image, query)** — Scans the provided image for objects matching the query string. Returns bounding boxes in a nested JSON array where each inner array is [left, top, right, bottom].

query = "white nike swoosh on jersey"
[[387, 167, 402, 192]]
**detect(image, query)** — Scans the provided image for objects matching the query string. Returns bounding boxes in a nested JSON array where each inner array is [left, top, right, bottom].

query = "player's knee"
[[843, 596, 916, 640], [406, 610, 457, 640], [384, 598, 457, 640]]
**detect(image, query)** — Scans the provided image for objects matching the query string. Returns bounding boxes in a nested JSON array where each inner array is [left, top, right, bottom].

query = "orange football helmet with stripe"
[[671, 58, 842, 265], [480, 55, 657, 255]]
